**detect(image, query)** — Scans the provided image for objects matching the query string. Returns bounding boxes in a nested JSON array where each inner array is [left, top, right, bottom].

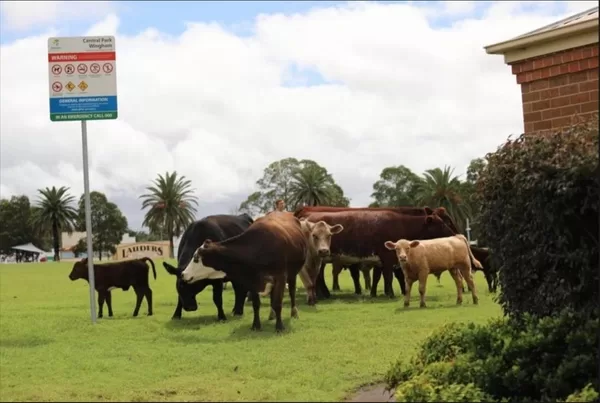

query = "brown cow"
[[261, 218, 344, 311], [384, 235, 481, 307], [295, 207, 459, 298], [292, 209, 457, 300], [68, 257, 157, 318], [180, 212, 308, 333]]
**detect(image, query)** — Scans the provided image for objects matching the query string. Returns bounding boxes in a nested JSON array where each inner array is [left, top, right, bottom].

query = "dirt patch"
[[347, 383, 395, 402]]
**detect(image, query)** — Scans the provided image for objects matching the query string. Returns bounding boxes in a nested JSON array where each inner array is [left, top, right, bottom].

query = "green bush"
[[476, 117, 599, 319], [393, 374, 494, 402], [564, 384, 599, 402], [385, 311, 599, 402]]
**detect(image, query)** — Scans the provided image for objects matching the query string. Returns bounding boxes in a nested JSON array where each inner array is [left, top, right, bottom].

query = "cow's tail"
[[140, 257, 157, 280], [457, 234, 482, 270], [260, 282, 273, 297]]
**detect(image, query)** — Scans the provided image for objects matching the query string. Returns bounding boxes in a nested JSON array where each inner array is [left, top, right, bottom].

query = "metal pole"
[[466, 218, 472, 243], [81, 120, 97, 324]]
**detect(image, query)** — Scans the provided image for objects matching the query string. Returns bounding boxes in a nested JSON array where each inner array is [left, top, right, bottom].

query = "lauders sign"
[[113, 242, 171, 261]]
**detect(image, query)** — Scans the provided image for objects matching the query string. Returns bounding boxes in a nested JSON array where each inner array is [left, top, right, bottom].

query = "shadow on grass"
[[227, 316, 296, 340], [0, 336, 54, 348], [164, 313, 244, 330], [313, 292, 406, 306]]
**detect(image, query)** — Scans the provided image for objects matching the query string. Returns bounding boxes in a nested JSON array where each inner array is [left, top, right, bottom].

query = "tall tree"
[[414, 166, 471, 233], [76, 191, 128, 260], [139, 171, 198, 258], [30, 186, 78, 261], [239, 158, 349, 215], [369, 165, 422, 207], [288, 161, 343, 207], [462, 158, 488, 242], [0, 196, 37, 254]]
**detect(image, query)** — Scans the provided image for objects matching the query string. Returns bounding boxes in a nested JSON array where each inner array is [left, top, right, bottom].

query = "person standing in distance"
[[274, 199, 286, 212]]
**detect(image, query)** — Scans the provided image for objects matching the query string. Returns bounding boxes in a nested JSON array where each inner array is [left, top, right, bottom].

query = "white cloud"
[[0, 1, 596, 228], [0, 1, 117, 32]]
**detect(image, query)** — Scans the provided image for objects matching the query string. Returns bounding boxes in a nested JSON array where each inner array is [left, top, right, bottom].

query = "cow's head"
[[300, 219, 344, 257], [422, 213, 455, 238], [384, 239, 419, 264], [163, 262, 199, 311], [180, 239, 227, 284], [432, 207, 460, 235], [68, 258, 90, 281]]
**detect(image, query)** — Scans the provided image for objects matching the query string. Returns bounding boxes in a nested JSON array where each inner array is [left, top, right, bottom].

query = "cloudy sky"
[[0, 1, 596, 230]]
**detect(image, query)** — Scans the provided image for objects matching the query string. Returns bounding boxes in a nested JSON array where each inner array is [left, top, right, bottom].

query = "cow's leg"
[[97, 291, 105, 318], [289, 273, 299, 319], [272, 274, 286, 332], [460, 266, 479, 305], [231, 281, 246, 316], [332, 263, 343, 291], [268, 291, 276, 321], [105, 290, 114, 317], [370, 266, 382, 297], [418, 270, 429, 308], [144, 287, 153, 316], [435, 272, 442, 285], [250, 290, 262, 331], [362, 266, 372, 291], [172, 298, 183, 319], [349, 264, 362, 295], [132, 286, 145, 317], [381, 260, 397, 298], [316, 262, 331, 299], [393, 266, 406, 296], [449, 269, 464, 305], [212, 281, 227, 321], [404, 276, 414, 308]]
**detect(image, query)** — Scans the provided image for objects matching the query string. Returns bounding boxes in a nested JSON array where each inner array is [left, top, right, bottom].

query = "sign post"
[[48, 36, 118, 324]]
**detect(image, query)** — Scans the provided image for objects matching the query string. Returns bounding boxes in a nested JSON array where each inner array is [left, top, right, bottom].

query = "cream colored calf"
[[384, 234, 481, 308]]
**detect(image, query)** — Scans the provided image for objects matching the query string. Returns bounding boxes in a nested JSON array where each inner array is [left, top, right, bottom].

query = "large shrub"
[[476, 117, 599, 319], [385, 311, 599, 402]]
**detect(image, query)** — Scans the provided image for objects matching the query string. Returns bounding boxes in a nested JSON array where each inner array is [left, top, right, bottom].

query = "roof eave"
[[484, 18, 598, 55]]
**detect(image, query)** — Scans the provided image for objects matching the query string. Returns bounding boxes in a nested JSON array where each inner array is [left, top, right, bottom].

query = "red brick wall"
[[509, 43, 599, 133]]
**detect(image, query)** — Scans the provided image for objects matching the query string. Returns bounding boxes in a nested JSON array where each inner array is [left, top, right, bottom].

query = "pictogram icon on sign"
[[66, 81, 76, 92], [52, 82, 63, 92], [77, 63, 88, 74], [102, 63, 113, 73], [90, 63, 101, 74], [65, 64, 75, 75], [52, 65, 62, 75], [78, 81, 88, 91]]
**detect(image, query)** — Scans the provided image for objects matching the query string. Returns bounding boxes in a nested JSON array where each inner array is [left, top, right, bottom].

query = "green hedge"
[[476, 117, 599, 319], [384, 311, 599, 402]]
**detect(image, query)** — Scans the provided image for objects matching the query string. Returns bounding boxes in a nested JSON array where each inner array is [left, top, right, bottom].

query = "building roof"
[[513, 7, 598, 40], [11, 243, 50, 254], [484, 6, 599, 63]]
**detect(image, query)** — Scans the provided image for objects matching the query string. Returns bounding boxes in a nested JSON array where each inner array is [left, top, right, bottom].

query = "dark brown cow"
[[68, 257, 157, 318], [295, 206, 460, 298], [180, 212, 308, 333], [293, 209, 456, 299]]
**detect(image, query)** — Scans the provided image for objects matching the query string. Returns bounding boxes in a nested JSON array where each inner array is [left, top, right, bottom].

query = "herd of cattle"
[[68, 206, 499, 332]]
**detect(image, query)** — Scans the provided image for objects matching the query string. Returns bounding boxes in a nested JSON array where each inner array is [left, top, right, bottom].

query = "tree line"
[[0, 156, 486, 261]]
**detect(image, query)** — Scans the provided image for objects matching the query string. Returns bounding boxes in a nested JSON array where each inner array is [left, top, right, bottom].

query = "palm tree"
[[288, 164, 336, 208], [30, 186, 78, 262], [414, 166, 471, 233], [139, 171, 198, 258]]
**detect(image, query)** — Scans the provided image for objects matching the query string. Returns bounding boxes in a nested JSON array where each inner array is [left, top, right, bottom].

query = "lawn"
[[0, 260, 502, 402]]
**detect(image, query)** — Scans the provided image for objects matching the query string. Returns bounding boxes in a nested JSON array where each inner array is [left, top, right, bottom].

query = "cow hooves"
[[251, 324, 262, 331], [147, 312, 153, 316], [403, 302, 409, 308], [232, 310, 244, 316], [276, 326, 286, 333], [420, 303, 427, 308], [473, 298, 479, 305], [456, 301, 463, 305], [291, 307, 299, 319], [218, 316, 227, 322], [171, 316, 182, 320]]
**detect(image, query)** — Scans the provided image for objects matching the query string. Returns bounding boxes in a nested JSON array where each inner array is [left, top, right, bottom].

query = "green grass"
[[0, 260, 502, 402]]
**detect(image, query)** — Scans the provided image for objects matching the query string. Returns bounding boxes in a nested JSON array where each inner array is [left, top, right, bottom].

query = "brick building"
[[485, 7, 598, 134]]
